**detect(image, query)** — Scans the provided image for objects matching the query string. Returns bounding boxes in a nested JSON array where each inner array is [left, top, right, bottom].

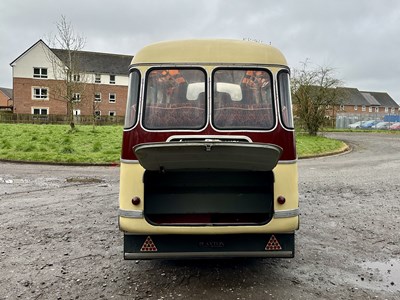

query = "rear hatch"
[[135, 141, 282, 171]]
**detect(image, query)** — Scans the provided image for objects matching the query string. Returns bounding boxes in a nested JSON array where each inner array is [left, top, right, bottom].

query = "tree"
[[90, 83, 102, 130], [45, 15, 87, 130], [291, 60, 343, 135]]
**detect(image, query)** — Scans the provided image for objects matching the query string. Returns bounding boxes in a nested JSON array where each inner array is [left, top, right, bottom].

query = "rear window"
[[124, 69, 141, 129], [212, 69, 274, 130], [143, 68, 207, 130], [278, 71, 294, 129]]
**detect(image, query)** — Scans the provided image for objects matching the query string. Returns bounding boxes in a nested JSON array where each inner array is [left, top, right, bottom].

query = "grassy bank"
[[0, 124, 122, 164], [0, 124, 345, 164], [296, 133, 346, 158]]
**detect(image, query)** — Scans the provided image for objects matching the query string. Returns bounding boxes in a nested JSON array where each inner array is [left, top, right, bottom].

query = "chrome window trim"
[[166, 135, 252, 142], [274, 208, 299, 218], [120, 159, 140, 164], [119, 209, 143, 218]]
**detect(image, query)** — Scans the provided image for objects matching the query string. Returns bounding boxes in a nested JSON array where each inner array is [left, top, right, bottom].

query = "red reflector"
[[131, 196, 141, 205], [277, 196, 286, 205], [140, 236, 158, 252], [265, 235, 282, 251]]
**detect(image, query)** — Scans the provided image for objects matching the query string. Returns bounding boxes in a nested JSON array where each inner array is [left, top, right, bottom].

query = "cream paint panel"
[[133, 39, 287, 65], [119, 162, 145, 210], [119, 162, 299, 234], [273, 163, 299, 210], [120, 216, 299, 234]]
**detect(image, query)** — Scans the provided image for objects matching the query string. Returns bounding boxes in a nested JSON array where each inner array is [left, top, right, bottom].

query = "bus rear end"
[[119, 40, 299, 259]]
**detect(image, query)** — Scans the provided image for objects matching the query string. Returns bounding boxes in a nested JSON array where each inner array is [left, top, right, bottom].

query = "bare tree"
[[90, 83, 102, 130], [45, 15, 87, 130], [291, 60, 343, 135]]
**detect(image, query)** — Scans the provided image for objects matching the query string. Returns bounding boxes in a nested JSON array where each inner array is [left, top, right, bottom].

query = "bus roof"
[[131, 39, 288, 66]]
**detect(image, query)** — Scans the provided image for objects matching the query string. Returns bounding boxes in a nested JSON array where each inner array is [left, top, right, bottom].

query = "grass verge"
[[0, 124, 346, 164], [0, 124, 122, 164], [296, 133, 347, 158]]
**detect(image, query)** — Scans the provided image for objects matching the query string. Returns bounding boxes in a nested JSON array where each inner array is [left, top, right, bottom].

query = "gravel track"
[[0, 132, 399, 299]]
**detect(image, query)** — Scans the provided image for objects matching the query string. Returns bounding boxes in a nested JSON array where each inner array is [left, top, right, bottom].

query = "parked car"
[[389, 122, 400, 130], [360, 120, 378, 129], [348, 121, 363, 129], [374, 121, 390, 129]]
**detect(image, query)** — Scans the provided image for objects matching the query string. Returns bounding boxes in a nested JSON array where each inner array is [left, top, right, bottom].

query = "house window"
[[33, 68, 47, 78], [354, 105, 358, 111], [73, 74, 80, 82], [109, 111, 116, 116], [95, 74, 101, 83], [391, 108, 395, 113], [94, 93, 101, 102], [109, 75, 116, 84], [362, 105, 366, 112], [340, 105, 345, 111], [369, 107, 372, 112], [94, 110, 101, 116], [72, 93, 81, 102], [385, 107, 389, 113], [109, 93, 116, 103], [32, 108, 48, 115], [375, 107, 379, 112], [32, 87, 48, 99], [73, 109, 81, 115]]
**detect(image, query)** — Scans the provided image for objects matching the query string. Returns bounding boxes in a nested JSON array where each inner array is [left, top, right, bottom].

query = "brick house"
[[333, 87, 399, 128], [336, 87, 399, 115], [294, 85, 399, 128], [0, 87, 13, 111], [10, 40, 133, 117]]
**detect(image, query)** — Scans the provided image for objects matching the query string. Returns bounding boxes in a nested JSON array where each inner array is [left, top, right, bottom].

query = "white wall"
[[12, 40, 128, 85], [87, 73, 129, 85], [12, 41, 61, 80]]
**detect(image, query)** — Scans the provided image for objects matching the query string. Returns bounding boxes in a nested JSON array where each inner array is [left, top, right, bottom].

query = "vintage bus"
[[119, 39, 299, 259]]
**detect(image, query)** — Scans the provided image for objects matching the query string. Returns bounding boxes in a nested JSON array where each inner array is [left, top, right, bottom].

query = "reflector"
[[131, 196, 141, 205], [277, 196, 286, 205]]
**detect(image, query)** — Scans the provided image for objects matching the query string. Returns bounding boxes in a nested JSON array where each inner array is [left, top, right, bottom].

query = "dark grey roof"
[[51, 48, 133, 75], [337, 87, 369, 106], [360, 91, 399, 108], [0, 87, 12, 99]]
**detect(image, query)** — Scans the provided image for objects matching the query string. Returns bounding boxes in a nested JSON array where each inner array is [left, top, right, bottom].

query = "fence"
[[335, 112, 400, 129], [0, 113, 124, 126]]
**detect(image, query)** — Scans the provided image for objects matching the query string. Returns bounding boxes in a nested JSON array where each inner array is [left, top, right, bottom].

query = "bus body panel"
[[132, 39, 288, 66], [121, 126, 297, 161], [119, 39, 298, 259], [119, 162, 299, 234]]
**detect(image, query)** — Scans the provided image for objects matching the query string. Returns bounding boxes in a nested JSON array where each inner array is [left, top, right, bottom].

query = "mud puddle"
[[355, 259, 400, 293]]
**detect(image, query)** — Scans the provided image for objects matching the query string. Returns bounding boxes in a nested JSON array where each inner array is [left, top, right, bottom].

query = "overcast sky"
[[1, 0, 399, 103]]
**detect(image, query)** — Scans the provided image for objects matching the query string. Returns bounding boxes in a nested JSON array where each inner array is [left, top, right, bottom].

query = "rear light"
[[131, 196, 141, 205], [277, 196, 286, 205]]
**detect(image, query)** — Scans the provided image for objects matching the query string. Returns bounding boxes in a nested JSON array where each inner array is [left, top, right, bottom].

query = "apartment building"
[[336, 87, 399, 115], [10, 40, 133, 117]]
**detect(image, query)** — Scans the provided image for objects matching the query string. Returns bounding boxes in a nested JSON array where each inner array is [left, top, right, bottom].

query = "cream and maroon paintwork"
[[119, 40, 299, 258]]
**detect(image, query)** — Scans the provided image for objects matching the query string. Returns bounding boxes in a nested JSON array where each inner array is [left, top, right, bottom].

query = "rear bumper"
[[124, 233, 294, 259]]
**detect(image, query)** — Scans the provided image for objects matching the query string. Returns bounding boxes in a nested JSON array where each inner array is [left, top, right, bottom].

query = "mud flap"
[[124, 233, 294, 259]]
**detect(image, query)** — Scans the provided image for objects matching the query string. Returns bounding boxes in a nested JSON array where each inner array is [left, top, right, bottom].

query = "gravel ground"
[[0, 132, 399, 300]]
